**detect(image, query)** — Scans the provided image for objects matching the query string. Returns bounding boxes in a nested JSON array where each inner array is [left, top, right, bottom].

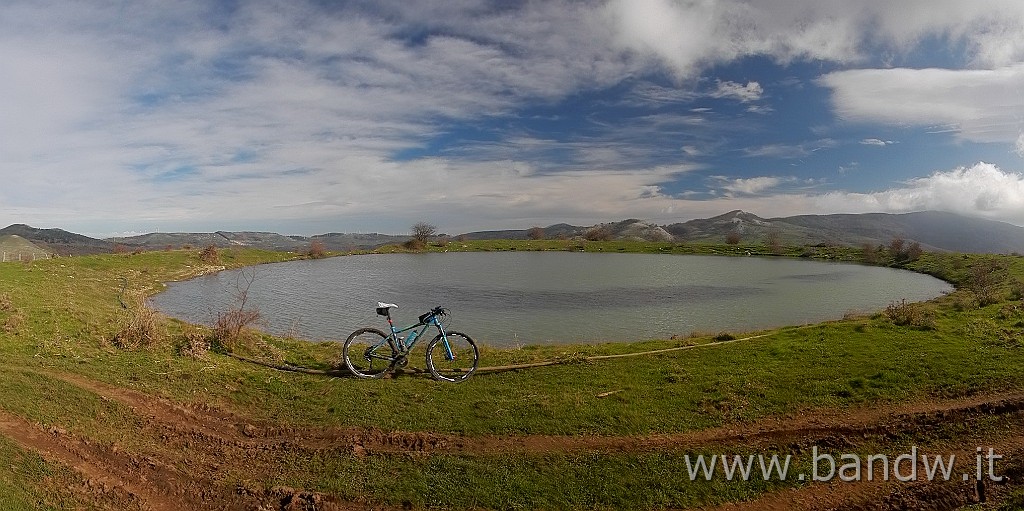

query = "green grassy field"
[[1, 242, 1023, 509]]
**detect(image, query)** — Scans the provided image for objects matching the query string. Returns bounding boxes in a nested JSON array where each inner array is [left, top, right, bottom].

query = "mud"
[[4, 369, 1024, 510]]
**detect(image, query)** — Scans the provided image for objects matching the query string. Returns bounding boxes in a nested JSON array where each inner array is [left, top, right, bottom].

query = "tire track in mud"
[[23, 369, 1024, 511], [39, 369, 1024, 456]]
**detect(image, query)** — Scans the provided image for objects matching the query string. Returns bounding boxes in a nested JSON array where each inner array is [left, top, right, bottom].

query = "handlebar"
[[418, 306, 448, 325]]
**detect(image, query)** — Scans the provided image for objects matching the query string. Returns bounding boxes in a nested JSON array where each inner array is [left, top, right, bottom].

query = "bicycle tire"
[[425, 331, 479, 383], [343, 328, 396, 379]]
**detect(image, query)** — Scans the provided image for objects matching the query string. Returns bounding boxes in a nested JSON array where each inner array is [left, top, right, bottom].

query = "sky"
[[2, 1, 1024, 237]]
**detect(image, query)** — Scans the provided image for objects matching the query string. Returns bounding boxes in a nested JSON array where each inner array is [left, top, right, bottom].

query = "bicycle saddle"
[[376, 302, 398, 316]]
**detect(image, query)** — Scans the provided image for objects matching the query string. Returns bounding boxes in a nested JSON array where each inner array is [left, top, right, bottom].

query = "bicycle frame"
[[384, 311, 455, 359]]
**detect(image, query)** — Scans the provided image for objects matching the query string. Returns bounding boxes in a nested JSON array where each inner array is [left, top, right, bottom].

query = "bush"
[[0, 293, 11, 312], [402, 239, 426, 250], [111, 298, 163, 349], [584, 226, 612, 241], [725, 231, 741, 245], [861, 243, 879, 264], [176, 327, 210, 359], [884, 299, 934, 329], [307, 240, 327, 259], [527, 226, 545, 240], [210, 270, 261, 351], [199, 245, 220, 264]]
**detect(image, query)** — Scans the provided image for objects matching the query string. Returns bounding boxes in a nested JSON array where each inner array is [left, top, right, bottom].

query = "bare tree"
[[725, 230, 742, 245], [764, 226, 782, 255], [526, 226, 545, 240], [411, 222, 436, 243]]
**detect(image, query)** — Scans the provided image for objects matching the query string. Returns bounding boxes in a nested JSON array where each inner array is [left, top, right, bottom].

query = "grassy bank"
[[1, 243, 1023, 509]]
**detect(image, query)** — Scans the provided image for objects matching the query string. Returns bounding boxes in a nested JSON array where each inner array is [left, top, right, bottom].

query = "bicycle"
[[343, 303, 479, 382]]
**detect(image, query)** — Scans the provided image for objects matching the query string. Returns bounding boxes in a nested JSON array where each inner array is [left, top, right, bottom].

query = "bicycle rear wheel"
[[426, 331, 479, 383], [343, 328, 396, 379]]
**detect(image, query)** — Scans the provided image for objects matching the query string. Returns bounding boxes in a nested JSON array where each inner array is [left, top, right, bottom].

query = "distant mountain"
[[6, 210, 1023, 257], [110, 231, 308, 251], [778, 211, 1024, 254], [306, 232, 408, 251], [0, 234, 52, 261], [0, 224, 112, 256]]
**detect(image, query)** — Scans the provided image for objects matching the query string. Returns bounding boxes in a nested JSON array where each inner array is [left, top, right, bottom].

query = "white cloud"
[[604, 1, 1024, 77], [817, 162, 1024, 219], [860, 138, 895, 146], [821, 65, 1024, 149], [718, 176, 784, 195], [709, 80, 763, 102]]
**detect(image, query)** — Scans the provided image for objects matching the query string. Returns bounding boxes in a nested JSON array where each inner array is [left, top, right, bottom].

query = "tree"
[[526, 226, 545, 240], [764, 226, 782, 255], [584, 226, 612, 241], [411, 222, 436, 243], [725, 230, 742, 245], [906, 241, 923, 262]]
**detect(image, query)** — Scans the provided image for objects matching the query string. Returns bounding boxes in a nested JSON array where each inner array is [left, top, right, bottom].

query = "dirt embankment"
[[2, 369, 1023, 510]]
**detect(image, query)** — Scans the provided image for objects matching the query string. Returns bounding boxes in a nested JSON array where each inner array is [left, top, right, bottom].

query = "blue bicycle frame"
[[384, 310, 456, 360]]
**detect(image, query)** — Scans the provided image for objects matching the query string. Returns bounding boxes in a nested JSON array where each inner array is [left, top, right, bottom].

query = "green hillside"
[[0, 234, 51, 262]]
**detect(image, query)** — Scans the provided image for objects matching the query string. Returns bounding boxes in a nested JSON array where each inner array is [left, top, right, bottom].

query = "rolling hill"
[[0, 234, 52, 261], [5, 210, 1024, 257]]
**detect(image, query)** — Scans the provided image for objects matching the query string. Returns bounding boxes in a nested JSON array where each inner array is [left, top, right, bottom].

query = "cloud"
[[717, 176, 784, 195], [709, 80, 763, 102], [743, 139, 838, 159], [860, 138, 895, 146], [604, 1, 1024, 78], [821, 65, 1024, 149], [817, 162, 1024, 218], [1017, 133, 1024, 157]]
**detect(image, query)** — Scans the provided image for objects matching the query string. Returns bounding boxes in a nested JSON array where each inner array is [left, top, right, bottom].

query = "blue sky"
[[2, 0, 1024, 236]]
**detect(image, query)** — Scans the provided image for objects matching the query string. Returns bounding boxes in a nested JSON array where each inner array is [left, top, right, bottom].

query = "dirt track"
[[3, 368, 1024, 510]]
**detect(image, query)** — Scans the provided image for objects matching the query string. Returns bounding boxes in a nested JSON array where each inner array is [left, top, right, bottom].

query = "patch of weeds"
[[884, 299, 936, 330], [713, 332, 736, 341], [199, 244, 220, 264], [0, 292, 12, 312], [952, 291, 979, 312], [996, 303, 1024, 322], [2, 308, 26, 334], [176, 326, 210, 359], [110, 298, 163, 349]]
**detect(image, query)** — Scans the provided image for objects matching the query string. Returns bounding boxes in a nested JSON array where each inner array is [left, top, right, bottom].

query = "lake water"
[[151, 252, 952, 346]]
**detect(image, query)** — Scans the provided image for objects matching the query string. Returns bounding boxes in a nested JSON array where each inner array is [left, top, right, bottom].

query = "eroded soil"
[[3, 368, 1024, 510]]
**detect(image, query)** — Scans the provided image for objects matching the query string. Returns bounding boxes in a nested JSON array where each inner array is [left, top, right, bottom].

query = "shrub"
[[965, 259, 1008, 306], [725, 231, 741, 245], [1010, 279, 1024, 301], [210, 270, 261, 351], [884, 299, 934, 329], [307, 240, 327, 259], [713, 332, 736, 341], [527, 226, 546, 240], [584, 226, 612, 241], [111, 298, 163, 349], [953, 292, 979, 312], [861, 243, 879, 264], [0, 293, 11, 312], [906, 241, 923, 261], [176, 328, 210, 359], [2, 308, 25, 334], [199, 245, 220, 264], [402, 239, 426, 250]]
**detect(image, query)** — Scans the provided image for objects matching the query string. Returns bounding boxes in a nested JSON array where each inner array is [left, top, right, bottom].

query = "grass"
[[2, 243, 1024, 508]]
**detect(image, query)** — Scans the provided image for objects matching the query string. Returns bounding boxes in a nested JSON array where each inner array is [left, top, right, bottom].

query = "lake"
[[150, 252, 952, 346]]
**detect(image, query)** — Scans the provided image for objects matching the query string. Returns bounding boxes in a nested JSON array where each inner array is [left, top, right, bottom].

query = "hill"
[[0, 234, 52, 261], [0, 224, 112, 256], [7, 210, 1024, 256]]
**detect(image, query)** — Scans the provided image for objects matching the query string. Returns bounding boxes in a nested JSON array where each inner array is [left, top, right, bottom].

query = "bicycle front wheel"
[[343, 328, 396, 379], [426, 331, 479, 383]]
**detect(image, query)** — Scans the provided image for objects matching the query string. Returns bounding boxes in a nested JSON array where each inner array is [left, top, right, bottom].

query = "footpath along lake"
[[151, 252, 952, 346]]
